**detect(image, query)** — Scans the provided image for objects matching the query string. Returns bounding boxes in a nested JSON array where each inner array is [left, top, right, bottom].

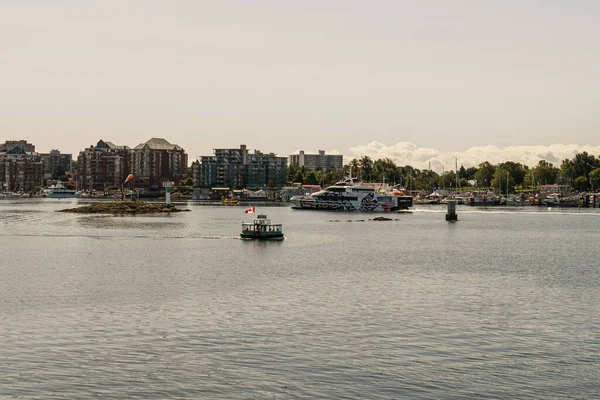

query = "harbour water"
[[1, 200, 599, 399]]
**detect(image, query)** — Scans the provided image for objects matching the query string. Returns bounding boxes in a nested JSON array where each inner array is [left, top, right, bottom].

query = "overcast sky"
[[1, 0, 599, 169]]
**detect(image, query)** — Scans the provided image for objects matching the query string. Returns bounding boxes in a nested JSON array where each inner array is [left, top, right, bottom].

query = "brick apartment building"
[[76, 138, 187, 191], [76, 140, 131, 191], [0, 143, 44, 192], [131, 138, 188, 190]]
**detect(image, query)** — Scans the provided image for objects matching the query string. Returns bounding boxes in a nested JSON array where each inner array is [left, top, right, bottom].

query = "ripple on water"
[[0, 203, 599, 399]]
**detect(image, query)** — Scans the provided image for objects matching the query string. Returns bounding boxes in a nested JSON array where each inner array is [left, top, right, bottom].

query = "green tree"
[[372, 158, 399, 183], [413, 170, 439, 190], [558, 159, 576, 185], [292, 170, 304, 184], [52, 166, 66, 180], [441, 171, 458, 189], [324, 169, 344, 186], [349, 159, 360, 179], [314, 170, 324, 185], [304, 171, 318, 185], [186, 163, 195, 179], [474, 162, 495, 188], [359, 156, 373, 181], [464, 166, 478, 180], [288, 165, 298, 182], [573, 175, 591, 192], [342, 164, 351, 177], [459, 178, 471, 189], [492, 167, 516, 193], [498, 161, 527, 186], [402, 166, 419, 190], [532, 160, 558, 185], [180, 177, 194, 186], [588, 168, 600, 191], [573, 151, 598, 178]]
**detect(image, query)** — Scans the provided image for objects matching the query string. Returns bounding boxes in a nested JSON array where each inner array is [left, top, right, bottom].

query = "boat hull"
[[46, 193, 81, 198], [240, 232, 284, 240], [290, 195, 412, 212], [544, 200, 580, 207], [504, 200, 524, 206]]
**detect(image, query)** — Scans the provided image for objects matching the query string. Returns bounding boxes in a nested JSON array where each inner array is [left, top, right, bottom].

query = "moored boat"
[[45, 182, 81, 198], [504, 197, 524, 206], [290, 178, 412, 212], [221, 196, 239, 205], [241, 214, 284, 240], [468, 191, 501, 206], [543, 194, 581, 207]]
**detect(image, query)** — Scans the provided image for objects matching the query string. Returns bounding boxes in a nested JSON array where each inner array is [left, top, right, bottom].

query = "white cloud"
[[349, 142, 600, 172]]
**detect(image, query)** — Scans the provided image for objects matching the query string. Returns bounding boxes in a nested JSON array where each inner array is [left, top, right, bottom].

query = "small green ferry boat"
[[241, 214, 284, 240]]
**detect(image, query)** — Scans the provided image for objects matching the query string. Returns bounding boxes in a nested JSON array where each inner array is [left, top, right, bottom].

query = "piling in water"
[[446, 200, 458, 222]]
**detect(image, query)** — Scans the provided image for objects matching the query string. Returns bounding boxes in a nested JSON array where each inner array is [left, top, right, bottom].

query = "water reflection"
[[0, 201, 599, 399]]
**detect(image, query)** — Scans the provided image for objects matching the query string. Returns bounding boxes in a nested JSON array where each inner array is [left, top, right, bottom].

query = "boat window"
[[353, 188, 375, 193]]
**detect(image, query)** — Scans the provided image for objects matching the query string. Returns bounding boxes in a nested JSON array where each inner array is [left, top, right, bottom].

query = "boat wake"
[[410, 206, 600, 217], [0, 233, 241, 240]]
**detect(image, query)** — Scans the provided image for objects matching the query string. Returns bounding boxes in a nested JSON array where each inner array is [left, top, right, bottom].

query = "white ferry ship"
[[290, 178, 412, 212]]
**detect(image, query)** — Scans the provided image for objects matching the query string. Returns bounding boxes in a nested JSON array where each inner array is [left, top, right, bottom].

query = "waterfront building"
[[196, 145, 247, 189], [40, 149, 73, 181], [196, 144, 288, 189], [289, 150, 343, 171], [246, 150, 288, 188], [0, 144, 44, 192], [131, 138, 188, 190], [76, 140, 131, 191], [0, 140, 36, 153]]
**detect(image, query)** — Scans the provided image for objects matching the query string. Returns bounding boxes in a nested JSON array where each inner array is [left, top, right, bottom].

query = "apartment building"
[[0, 144, 44, 192], [195, 144, 288, 189], [76, 138, 187, 191], [0, 140, 35, 153], [40, 149, 73, 181], [289, 150, 343, 171], [246, 150, 288, 188], [131, 138, 187, 190], [76, 140, 131, 191], [196, 145, 247, 188]]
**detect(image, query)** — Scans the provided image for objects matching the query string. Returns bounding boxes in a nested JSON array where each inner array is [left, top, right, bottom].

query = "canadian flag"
[[244, 206, 255, 214]]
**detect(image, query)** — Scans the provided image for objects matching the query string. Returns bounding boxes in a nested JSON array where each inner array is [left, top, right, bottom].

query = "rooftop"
[[134, 138, 183, 151]]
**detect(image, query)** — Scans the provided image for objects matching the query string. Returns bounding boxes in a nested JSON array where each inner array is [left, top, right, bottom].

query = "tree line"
[[289, 152, 600, 192]]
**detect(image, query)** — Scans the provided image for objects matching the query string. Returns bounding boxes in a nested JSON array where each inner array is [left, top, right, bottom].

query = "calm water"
[[0, 199, 599, 399]]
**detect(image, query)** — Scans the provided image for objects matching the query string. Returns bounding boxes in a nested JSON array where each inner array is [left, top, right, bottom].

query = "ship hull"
[[46, 193, 81, 198], [544, 200, 580, 207], [290, 195, 412, 212], [240, 232, 284, 240]]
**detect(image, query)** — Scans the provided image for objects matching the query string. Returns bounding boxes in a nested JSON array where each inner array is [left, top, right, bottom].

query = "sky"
[[1, 0, 599, 171]]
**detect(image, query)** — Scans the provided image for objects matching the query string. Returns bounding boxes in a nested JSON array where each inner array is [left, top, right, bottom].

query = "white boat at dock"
[[290, 178, 412, 212], [44, 182, 81, 198]]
